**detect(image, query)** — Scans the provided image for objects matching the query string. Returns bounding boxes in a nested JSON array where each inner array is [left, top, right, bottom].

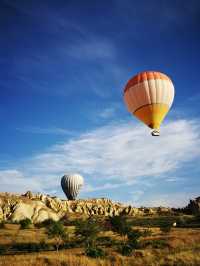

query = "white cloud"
[[27, 119, 200, 179], [1, 119, 200, 206]]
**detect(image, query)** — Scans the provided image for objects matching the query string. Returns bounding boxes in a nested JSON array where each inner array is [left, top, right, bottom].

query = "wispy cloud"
[[27, 119, 200, 179], [0, 170, 41, 193], [165, 176, 186, 182], [66, 38, 116, 61], [83, 182, 125, 193], [98, 104, 119, 119], [1, 119, 200, 205], [16, 126, 75, 136], [136, 191, 200, 208]]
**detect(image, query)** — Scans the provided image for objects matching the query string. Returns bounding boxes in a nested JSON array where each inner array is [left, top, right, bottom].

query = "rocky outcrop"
[[0, 191, 174, 224], [184, 197, 200, 215]]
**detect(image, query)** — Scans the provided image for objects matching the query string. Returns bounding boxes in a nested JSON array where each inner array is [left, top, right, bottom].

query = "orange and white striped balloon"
[[124, 71, 175, 135]]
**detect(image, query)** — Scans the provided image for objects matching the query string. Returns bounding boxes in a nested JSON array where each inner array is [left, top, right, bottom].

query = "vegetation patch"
[[19, 219, 32, 229], [141, 238, 169, 249], [85, 246, 106, 258]]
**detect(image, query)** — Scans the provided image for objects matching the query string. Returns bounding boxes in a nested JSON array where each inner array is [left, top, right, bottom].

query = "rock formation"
[[0, 191, 173, 224], [184, 196, 200, 215]]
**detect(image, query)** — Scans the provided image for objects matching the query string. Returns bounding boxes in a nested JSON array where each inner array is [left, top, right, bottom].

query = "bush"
[[85, 246, 105, 258], [0, 221, 5, 229], [0, 245, 7, 255], [35, 218, 55, 228], [118, 244, 133, 256], [127, 229, 142, 249], [160, 224, 172, 233], [20, 218, 32, 229]]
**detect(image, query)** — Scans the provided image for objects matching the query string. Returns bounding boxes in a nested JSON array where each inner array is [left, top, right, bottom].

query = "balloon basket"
[[151, 130, 160, 136]]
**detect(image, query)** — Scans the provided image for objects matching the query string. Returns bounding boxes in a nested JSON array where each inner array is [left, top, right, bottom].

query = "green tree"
[[47, 221, 68, 252], [109, 216, 131, 244], [75, 217, 101, 248]]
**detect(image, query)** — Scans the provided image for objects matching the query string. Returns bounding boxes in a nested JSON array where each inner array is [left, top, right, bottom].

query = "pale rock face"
[[11, 202, 34, 221], [46, 196, 61, 212], [0, 206, 3, 221], [11, 201, 59, 223], [74, 205, 83, 213]]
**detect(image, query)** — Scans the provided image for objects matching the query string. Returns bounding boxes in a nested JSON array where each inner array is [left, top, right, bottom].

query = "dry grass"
[[0, 227, 47, 245], [0, 225, 200, 266], [1, 248, 200, 266]]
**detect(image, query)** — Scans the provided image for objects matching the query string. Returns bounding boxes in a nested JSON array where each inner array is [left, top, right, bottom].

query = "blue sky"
[[0, 0, 200, 207]]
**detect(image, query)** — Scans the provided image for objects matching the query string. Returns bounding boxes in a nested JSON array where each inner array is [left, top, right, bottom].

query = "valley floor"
[[0, 224, 200, 266]]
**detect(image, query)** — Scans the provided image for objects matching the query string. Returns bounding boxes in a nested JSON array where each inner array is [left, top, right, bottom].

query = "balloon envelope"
[[61, 174, 84, 200], [124, 71, 175, 135]]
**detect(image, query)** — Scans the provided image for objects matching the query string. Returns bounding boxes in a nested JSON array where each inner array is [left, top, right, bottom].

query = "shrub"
[[0, 245, 7, 255], [0, 221, 5, 229], [85, 246, 105, 258], [160, 224, 172, 233], [118, 244, 133, 256], [127, 229, 142, 249], [35, 218, 55, 228], [19, 218, 32, 229]]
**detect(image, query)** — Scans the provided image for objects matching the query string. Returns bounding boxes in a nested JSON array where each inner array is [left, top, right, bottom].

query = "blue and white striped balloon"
[[61, 174, 84, 200]]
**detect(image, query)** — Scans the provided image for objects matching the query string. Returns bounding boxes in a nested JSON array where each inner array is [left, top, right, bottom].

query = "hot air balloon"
[[61, 174, 84, 200], [124, 71, 175, 136]]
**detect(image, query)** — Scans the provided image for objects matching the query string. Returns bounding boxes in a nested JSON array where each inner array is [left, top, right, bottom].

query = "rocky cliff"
[[0, 191, 173, 224]]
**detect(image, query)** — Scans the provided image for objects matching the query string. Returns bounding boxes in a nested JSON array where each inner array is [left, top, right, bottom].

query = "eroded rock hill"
[[0, 191, 173, 224], [184, 196, 200, 215]]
